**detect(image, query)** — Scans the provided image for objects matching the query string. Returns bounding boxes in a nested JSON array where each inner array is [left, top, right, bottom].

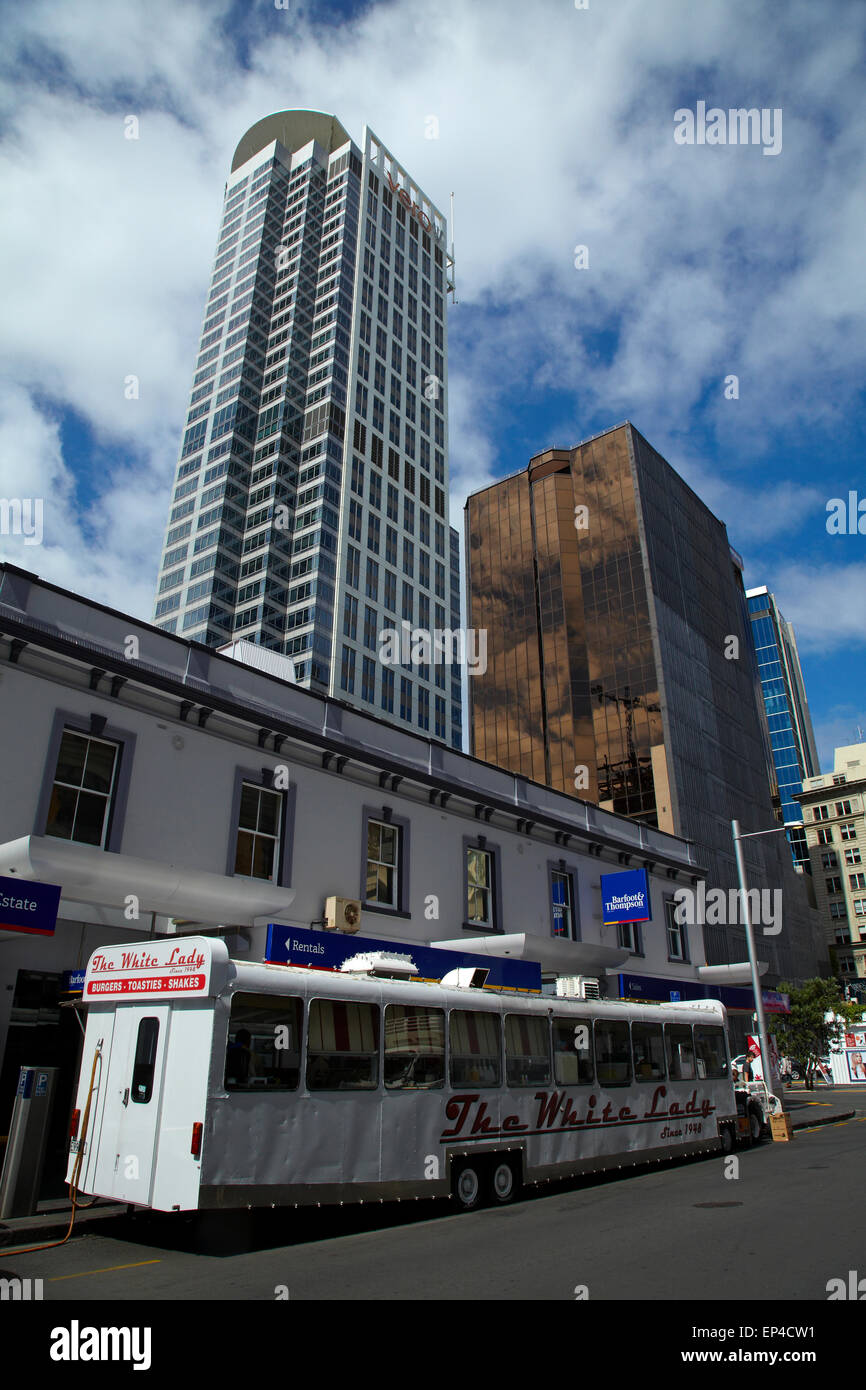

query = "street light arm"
[[732, 825, 790, 841]]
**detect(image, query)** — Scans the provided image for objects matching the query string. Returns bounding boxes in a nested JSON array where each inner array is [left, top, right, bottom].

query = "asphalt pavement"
[[0, 1083, 858, 1252]]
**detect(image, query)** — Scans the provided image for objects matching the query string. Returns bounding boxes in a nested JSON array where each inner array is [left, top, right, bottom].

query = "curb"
[[0, 1203, 126, 1250], [789, 1108, 855, 1131]]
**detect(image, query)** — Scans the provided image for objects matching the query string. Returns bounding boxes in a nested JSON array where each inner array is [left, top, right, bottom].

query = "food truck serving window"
[[694, 1026, 729, 1079], [384, 1004, 445, 1089], [225, 992, 303, 1090]]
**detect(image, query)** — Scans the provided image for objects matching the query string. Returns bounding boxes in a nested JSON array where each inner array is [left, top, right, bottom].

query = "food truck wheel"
[[452, 1160, 483, 1211], [747, 1103, 764, 1145], [490, 1156, 519, 1204]]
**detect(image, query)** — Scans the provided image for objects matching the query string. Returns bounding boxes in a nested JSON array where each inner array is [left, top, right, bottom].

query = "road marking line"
[[49, 1259, 162, 1281]]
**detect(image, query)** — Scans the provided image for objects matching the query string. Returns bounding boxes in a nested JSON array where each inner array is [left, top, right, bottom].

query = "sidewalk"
[[782, 1090, 857, 1130]]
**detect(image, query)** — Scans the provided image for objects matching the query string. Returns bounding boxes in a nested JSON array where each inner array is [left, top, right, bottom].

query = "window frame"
[[36, 709, 137, 853], [462, 835, 503, 933], [548, 863, 580, 941], [448, 1007, 502, 1088], [593, 1017, 632, 1087], [504, 1012, 552, 1087], [306, 996, 381, 1091], [360, 807, 411, 918], [552, 1014, 594, 1085], [664, 897, 690, 963], [227, 767, 295, 887], [224, 991, 304, 1092], [384, 1002, 445, 1090], [617, 919, 644, 956]]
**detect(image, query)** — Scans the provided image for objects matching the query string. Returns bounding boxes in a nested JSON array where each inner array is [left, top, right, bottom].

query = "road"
[[2, 1096, 864, 1303]]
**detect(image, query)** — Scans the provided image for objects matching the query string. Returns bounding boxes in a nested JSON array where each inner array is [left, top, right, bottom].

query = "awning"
[[0, 835, 295, 928], [697, 963, 768, 985], [430, 933, 630, 975]]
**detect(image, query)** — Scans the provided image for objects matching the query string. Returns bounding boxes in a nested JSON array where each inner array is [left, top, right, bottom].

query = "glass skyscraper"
[[465, 422, 826, 983], [153, 110, 462, 748], [746, 585, 820, 867]]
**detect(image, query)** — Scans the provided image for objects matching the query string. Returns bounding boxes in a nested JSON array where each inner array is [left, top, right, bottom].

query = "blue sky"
[[0, 0, 864, 769]]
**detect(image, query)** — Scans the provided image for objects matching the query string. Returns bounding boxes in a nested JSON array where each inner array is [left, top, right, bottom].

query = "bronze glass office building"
[[466, 422, 826, 981]]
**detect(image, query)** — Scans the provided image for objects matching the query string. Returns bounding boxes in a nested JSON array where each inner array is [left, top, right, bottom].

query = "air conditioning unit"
[[555, 975, 601, 1000], [324, 896, 362, 932]]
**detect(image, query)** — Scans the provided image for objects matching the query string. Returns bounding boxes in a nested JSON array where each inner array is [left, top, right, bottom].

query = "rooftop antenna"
[[449, 190, 458, 305]]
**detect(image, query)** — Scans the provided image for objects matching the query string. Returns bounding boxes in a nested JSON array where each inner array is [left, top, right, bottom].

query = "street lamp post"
[[731, 818, 790, 1105]]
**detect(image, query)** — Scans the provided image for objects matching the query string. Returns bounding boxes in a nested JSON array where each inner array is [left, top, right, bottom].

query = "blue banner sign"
[[0, 875, 62, 936], [617, 972, 791, 1014], [601, 869, 652, 924], [62, 969, 86, 994], [265, 923, 542, 994]]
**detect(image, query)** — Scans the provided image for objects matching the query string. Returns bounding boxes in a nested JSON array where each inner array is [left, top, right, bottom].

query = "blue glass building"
[[747, 586, 819, 866]]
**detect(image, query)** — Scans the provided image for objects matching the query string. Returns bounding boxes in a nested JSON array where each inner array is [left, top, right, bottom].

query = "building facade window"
[[361, 655, 376, 703], [464, 840, 500, 931], [381, 667, 395, 713], [340, 644, 356, 694], [665, 898, 689, 962], [399, 676, 412, 721], [45, 728, 120, 849], [549, 867, 577, 940], [37, 711, 137, 854], [365, 818, 400, 907], [617, 920, 644, 955], [233, 781, 283, 881], [361, 808, 409, 914]]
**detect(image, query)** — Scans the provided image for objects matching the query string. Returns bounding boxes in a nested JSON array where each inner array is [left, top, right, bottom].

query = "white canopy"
[[430, 933, 629, 975], [0, 835, 295, 928]]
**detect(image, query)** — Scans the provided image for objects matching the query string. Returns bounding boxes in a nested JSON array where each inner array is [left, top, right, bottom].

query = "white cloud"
[[757, 560, 866, 655], [0, 380, 165, 618], [811, 706, 866, 775], [0, 0, 863, 652]]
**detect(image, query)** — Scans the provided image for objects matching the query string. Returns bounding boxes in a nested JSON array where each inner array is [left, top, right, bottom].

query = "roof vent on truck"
[[440, 966, 490, 990], [339, 951, 417, 978]]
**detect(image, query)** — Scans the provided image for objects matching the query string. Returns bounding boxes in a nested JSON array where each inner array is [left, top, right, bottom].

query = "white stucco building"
[[3, 561, 772, 1167]]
